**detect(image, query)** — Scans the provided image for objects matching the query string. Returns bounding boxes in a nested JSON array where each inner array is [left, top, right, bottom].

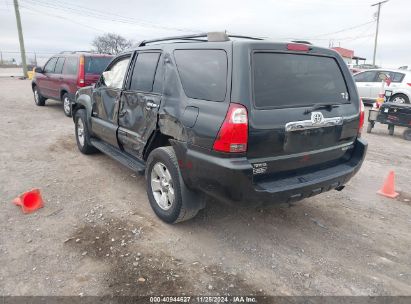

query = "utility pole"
[[13, 0, 28, 78], [371, 0, 389, 66]]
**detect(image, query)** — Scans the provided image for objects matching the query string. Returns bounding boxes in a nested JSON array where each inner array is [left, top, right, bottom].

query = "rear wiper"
[[304, 103, 340, 114]]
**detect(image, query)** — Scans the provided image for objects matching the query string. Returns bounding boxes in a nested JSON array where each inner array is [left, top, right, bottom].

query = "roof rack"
[[59, 51, 97, 54], [138, 32, 264, 47]]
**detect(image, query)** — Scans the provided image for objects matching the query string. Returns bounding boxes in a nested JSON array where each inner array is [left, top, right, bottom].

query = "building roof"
[[353, 55, 366, 61], [331, 47, 354, 59]]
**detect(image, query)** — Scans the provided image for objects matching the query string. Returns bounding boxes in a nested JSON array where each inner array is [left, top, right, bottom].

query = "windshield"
[[85, 56, 112, 74], [253, 53, 349, 108]]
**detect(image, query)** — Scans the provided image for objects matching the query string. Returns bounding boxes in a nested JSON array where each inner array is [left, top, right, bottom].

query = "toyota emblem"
[[311, 112, 324, 124]]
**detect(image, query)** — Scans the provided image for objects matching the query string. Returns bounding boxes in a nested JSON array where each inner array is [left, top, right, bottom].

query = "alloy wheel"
[[392, 96, 406, 104], [34, 89, 39, 104], [63, 96, 71, 115], [77, 119, 85, 147], [150, 162, 175, 210]]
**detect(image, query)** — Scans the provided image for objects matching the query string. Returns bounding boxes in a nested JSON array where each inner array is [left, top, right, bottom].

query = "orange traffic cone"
[[377, 171, 399, 199], [12, 189, 44, 213]]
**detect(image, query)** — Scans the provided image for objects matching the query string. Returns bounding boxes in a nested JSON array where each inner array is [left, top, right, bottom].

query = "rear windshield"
[[85, 56, 112, 74], [253, 53, 349, 108]]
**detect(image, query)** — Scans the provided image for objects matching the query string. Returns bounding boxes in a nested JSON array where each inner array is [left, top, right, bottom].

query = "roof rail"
[[59, 50, 97, 54], [138, 32, 264, 47]]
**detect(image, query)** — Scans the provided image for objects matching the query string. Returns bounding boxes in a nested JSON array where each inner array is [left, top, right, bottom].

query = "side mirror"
[[34, 67, 43, 73], [385, 90, 393, 98]]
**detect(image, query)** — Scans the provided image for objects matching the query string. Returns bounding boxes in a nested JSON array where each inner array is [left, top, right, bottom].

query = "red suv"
[[31, 52, 113, 116]]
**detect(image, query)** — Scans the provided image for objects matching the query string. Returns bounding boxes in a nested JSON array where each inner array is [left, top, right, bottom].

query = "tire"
[[367, 122, 373, 133], [403, 129, 411, 141], [145, 146, 205, 223], [74, 109, 98, 154], [33, 86, 46, 106], [388, 124, 395, 136], [62, 92, 72, 117], [390, 93, 410, 104]]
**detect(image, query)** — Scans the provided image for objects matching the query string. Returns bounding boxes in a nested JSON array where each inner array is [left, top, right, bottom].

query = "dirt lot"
[[0, 68, 24, 78], [1, 78, 410, 297]]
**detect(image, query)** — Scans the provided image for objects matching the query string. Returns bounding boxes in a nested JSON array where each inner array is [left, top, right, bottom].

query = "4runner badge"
[[311, 112, 324, 124]]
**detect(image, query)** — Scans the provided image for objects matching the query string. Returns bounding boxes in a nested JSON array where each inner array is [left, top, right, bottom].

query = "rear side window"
[[253, 53, 349, 108], [354, 71, 377, 82], [44, 57, 57, 73], [54, 57, 65, 74], [388, 71, 405, 83], [174, 50, 227, 101], [130, 52, 161, 92], [85, 56, 112, 74], [63, 57, 78, 75]]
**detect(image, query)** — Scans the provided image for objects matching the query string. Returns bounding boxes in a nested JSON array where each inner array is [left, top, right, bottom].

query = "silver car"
[[354, 69, 411, 105]]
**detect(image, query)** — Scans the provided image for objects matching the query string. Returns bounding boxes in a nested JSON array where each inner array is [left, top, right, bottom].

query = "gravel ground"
[[1, 78, 410, 296]]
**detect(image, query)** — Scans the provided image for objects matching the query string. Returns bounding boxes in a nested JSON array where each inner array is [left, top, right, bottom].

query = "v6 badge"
[[253, 162, 267, 175]]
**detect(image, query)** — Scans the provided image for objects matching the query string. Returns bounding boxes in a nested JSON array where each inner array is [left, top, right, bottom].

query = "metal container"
[[368, 109, 379, 121]]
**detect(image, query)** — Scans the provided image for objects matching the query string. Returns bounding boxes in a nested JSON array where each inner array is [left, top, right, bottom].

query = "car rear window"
[[85, 56, 112, 74], [253, 53, 349, 108], [174, 50, 227, 102]]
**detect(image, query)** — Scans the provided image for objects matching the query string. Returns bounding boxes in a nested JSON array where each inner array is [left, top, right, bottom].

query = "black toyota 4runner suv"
[[72, 32, 367, 223]]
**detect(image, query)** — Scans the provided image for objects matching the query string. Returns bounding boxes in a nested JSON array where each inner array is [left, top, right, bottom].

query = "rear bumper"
[[177, 138, 367, 206]]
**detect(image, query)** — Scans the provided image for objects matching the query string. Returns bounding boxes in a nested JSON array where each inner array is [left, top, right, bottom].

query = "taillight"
[[358, 99, 365, 135], [77, 55, 85, 87], [287, 43, 310, 52], [407, 83, 411, 87], [213, 103, 248, 153]]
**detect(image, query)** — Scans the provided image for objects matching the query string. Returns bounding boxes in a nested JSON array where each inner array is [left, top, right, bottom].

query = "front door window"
[[102, 58, 130, 89]]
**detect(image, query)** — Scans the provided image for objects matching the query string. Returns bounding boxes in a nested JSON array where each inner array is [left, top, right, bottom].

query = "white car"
[[353, 69, 411, 105]]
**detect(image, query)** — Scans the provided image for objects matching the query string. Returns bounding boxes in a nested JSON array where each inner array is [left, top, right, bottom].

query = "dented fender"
[[73, 87, 94, 132]]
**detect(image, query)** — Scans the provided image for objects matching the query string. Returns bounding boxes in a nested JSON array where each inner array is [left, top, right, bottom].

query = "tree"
[[92, 33, 133, 55]]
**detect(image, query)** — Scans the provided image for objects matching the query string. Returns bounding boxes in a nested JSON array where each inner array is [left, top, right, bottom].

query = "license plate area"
[[284, 126, 341, 153]]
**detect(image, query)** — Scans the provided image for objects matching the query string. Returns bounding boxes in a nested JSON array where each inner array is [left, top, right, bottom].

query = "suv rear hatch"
[[234, 43, 360, 180]]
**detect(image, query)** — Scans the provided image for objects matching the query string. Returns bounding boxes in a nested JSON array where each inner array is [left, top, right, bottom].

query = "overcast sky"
[[0, 0, 410, 67]]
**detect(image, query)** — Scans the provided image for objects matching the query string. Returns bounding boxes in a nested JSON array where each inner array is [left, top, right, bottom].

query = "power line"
[[320, 22, 376, 44], [308, 20, 376, 39], [18, 3, 109, 33], [279, 20, 376, 42], [0, 51, 55, 54], [19, 0, 202, 33]]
